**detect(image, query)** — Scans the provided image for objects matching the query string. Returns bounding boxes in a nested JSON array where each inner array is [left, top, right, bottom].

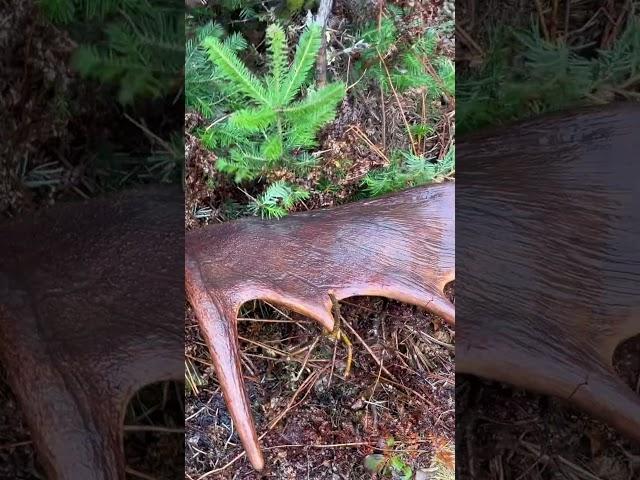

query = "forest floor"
[[184, 1, 456, 479]]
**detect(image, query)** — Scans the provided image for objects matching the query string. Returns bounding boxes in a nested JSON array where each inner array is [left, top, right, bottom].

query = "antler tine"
[[572, 364, 640, 443], [185, 256, 265, 471]]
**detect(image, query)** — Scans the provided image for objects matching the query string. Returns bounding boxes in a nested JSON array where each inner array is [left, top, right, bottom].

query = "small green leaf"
[[363, 454, 386, 473], [401, 465, 413, 480], [389, 455, 404, 471]]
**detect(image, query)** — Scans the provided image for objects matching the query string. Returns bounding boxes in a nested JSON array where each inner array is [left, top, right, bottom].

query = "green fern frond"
[[284, 83, 345, 144], [284, 82, 346, 121], [66, 4, 183, 104], [72, 46, 165, 103], [223, 32, 248, 53], [248, 181, 310, 219], [84, 0, 136, 19], [261, 135, 284, 162], [201, 121, 251, 149], [459, 16, 640, 132], [415, 29, 439, 57], [355, 14, 454, 97], [362, 148, 454, 197], [437, 57, 455, 95], [193, 21, 344, 209], [39, 0, 137, 23], [594, 17, 640, 87], [285, 128, 316, 148], [186, 24, 247, 117], [39, 0, 75, 23], [217, 147, 267, 183], [198, 22, 343, 180], [186, 22, 224, 116], [358, 17, 397, 60]]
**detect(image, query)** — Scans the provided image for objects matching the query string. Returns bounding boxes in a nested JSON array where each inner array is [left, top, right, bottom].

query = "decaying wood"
[[311, 0, 333, 86], [0, 187, 183, 479], [185, 183, 455, 470], [457, 103, 640, 445]]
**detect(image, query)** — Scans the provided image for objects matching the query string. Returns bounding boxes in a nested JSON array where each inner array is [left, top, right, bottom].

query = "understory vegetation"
[[458, 5, 640, 133], [186, 3, 456, 220], [33, 0, 183, 192]]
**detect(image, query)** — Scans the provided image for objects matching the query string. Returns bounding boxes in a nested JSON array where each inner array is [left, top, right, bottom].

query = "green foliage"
[[247, 181, 310, 218], [286, 0, 305, 13], [39, 0, 183, 104], [186, 22, 247, 117], [363, 147, 454, 197], [88, 129, 183, 190], [350, 8, 455, 199], [39, 0, 134, 24], [363, 440, 413, 480], [198, 23, 346, 187], [355, 15, 453, 97], [206, 0, 272, 23], [388, 455, 413, 480], [458, 16, 640, 133]]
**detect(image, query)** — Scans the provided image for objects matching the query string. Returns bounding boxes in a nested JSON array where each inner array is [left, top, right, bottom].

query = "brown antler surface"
[[185, 183, 455, 470], [0, 187, 183, 479], [457, 104, 640, 444]]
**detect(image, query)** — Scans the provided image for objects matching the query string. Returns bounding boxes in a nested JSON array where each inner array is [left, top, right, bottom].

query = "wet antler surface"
[[0, 187, 183, 479], [457, 104, 640, 445], [185, 183, 455, 470]]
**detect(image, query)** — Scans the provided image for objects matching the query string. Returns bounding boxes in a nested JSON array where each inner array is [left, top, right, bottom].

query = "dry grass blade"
[[341, 316, 395, 380], [375, 48, 417, 156], [197, 370, 324, 478], [345, 124, 390, 163], [0, 440, 32, 450]]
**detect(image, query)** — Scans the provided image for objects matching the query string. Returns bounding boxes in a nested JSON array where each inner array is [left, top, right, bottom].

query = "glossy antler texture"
[[457, 104, 640, 444], [0, 187, 183, 479], [185, 183, 455, 470]]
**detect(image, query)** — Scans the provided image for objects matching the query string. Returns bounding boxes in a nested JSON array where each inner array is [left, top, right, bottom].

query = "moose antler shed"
[[185, 183, 456, 470], [188, 104, 640, 471]]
